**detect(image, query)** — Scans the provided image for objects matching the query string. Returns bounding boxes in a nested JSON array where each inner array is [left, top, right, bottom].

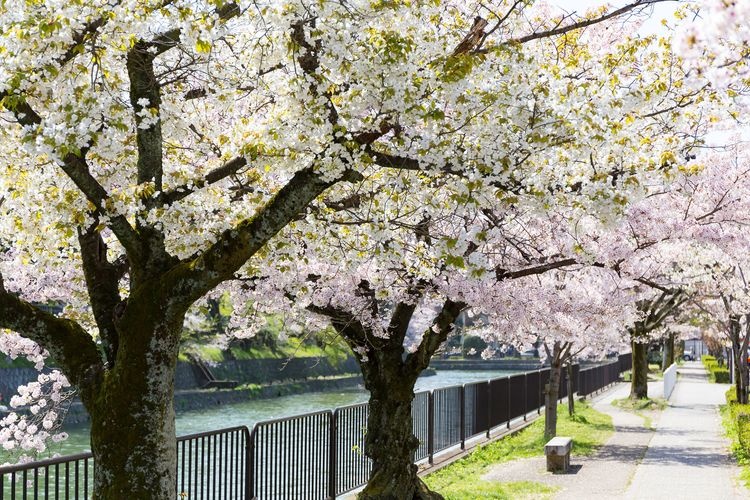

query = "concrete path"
[[624, 362, 743, 499], [483, 381, 656, 498], [483, 362, 746, 499]]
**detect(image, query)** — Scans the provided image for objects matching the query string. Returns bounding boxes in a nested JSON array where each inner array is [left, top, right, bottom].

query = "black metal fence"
[[1, 354, 631, 499]]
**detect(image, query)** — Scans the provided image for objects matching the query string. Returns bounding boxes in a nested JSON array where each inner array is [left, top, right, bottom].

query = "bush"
[[462, 335, 488, 358], [704, 355, 730, 383], [739, 413, 750, 452], [712, 369, 731, 383], [647, 350, 663, 366]]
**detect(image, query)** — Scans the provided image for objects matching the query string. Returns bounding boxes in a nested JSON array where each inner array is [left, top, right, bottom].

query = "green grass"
[[611, 397, 667, 429], [621, 364, 663, 383], [180, 334, 352, 365], [428, 480, 557, 500], [424, 401, 613, 499], [720, 388, 750, 488], [647, 364, 664, 380], [612, 397, 668, 412]]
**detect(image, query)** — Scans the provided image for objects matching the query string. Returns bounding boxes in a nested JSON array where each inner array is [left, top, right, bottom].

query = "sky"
[[552, 0, 681, 36]]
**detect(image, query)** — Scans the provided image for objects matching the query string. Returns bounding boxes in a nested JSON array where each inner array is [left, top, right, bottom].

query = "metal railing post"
[[505, 377, 513, 429], [328, 411, 337, 499], [486, 380, 491, 439], [459, 386, 466, 450], [245, 426, 254, 500], [428, 391, 435, 464], [537, 370, 542, 415]]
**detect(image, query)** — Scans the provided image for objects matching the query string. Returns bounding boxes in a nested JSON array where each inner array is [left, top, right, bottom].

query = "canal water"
[[6, 369, 521, 460]]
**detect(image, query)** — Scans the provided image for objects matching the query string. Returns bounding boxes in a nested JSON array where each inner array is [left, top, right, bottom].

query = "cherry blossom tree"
[[484, 268, 637, 438], [0, 0, 716, 498]]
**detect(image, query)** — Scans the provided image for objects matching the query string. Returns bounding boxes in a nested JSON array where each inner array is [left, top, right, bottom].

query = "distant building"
[[684, 338, 708, 359]]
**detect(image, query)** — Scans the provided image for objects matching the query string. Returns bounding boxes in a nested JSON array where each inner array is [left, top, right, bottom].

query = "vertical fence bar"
[[459, 386, 465, 450], [486, 380, 492, 439], [328, 411, 337, 499], [245, 427, 253, 500], [428, 391, 435, 464]]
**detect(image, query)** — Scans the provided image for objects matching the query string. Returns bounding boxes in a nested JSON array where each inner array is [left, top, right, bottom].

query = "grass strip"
[[425, 400, 613, 499]]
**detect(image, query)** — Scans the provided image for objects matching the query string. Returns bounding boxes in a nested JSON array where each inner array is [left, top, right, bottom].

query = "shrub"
[[462, 335, 488, 358], [739, 413, 750, 453], [704, 355, 730, 383], [712, 369, 731, 383], [728, 387, 738, 404], [647, 350, 663, 365]]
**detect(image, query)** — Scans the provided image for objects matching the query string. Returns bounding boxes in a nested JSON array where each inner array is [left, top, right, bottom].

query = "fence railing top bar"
[[176, 425, 250, 442], [333, 401, 369, 415], [432, 383, 465, 393], [461, 378, 496, 390], [0, 451, 94, 474], [252, 408, 333, 428]]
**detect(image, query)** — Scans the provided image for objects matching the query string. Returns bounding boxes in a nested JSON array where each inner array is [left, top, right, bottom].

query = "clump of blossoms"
[[0, 332, 46, 370], [0, 333, 73, 462]]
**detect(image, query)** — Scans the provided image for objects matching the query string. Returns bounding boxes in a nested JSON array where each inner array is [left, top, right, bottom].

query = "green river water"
[[3, 369, 521, 461]]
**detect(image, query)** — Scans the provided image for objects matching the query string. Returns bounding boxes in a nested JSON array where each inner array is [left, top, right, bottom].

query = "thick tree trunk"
[[729, 315, 748, 404], [359, 378, 442, 500], [567, 361, 575, 417], [631, 340, 648, 399], [86, 300, 184, 499], [544, 361, 562, 440]]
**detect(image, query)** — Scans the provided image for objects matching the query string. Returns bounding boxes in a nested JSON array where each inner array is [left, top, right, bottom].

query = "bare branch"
[[493, 0, 675, 48], [0, 290, 103, 395]]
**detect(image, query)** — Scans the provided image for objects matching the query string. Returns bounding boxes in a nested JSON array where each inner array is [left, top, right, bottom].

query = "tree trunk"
[[567, 361, 575, 417], [732, 345, 747, 404], [729, 315, 748, 404], [86, 301, 184, 499], [739, 344, 749, 405], [359, 375, 442, 500], [663, 333, 674, 371], [544, 360, 561, 440], [631, 340, 648, 399]]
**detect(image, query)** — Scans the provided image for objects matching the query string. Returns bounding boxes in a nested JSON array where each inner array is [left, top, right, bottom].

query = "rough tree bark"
[[567, 360, 575, 417], [631, 339, 649, 399], [662, 332, 675, 371], [316, 295, 464, 500], [543, 341, 574, 439], [729, 314, 749, 404], [544, 361, 561, 440], [629, 291, 686, 400], [359, 350, 439, 500]]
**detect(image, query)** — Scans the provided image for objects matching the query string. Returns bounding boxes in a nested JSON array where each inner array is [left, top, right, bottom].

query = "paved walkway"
[[624, 362, 742, 499], [483, 362, 746, 499]]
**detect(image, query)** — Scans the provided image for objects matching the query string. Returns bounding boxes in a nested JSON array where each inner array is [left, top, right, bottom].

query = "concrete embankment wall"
[[429, 359, 544, 371], [0, 367, 46, 403]]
